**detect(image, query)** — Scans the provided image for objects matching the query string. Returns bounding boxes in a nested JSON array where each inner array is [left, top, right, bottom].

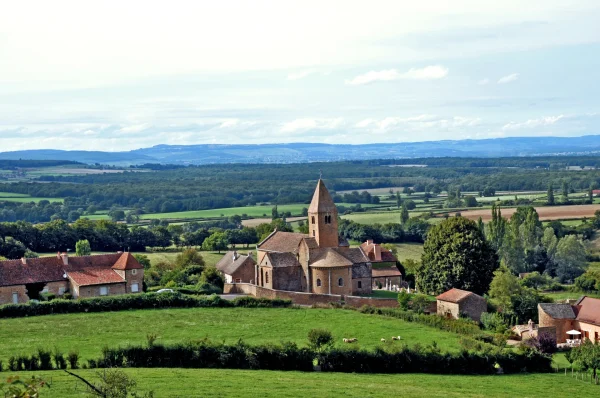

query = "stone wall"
[[538, 306, 574, 344], [344, 295, 398, 308], [0, 285, 27, 304], [273, 266, 303, 292], [230, 259, 256, 284], [437, 300, 460, 319], [124, 269, 144, 294], [577, 321, 600, 343], [45, 281, 69, 297], [74, 283, 127, 299], [460, 295, 488, 322], [311, 267, 353, 295]]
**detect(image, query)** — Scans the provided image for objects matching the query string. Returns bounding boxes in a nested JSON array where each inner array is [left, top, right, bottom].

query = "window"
[[99, 286, 108, 296], [131, 283, 139, 293], [338, 278, 344, 287], [316, 278, 322, 287], [58, 287, 65, 295], [357, 281, 362, 289], [312, 230, 315, 237], [132, 269, 137, 275], [12, 292, 18, 304], [265, 272, 269, 284], [311, 216, 315, 224], [325, 215, 332, 224], [235, 278, 241, 283]]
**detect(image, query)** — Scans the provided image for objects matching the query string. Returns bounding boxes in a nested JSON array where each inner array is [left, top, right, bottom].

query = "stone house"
[[539, 296, 600, 344], [436, 288, 487, 322], [0, 252, 144, 304], [215, 251, 256, 283], [361, 239, 401, 289], [241, 179, 374, 296]]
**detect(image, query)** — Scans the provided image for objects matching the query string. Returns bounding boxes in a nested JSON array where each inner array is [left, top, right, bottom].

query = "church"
[[254, 179, 373, 296]]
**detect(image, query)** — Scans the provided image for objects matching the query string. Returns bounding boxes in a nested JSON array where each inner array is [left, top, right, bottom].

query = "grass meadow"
[[0, 192, 64, 203], [11, 369, 600, 397], [0, 308, 464, 362]]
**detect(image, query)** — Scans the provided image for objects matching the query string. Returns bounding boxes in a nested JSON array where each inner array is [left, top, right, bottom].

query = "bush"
[[480, 312, 511, 333], [67, 351, 80, 369], [0, 293, 291, 319], [307, 329, 334, 352]]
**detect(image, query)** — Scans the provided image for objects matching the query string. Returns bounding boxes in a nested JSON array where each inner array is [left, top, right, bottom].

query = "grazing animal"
[[381, 338, 386, 342], [392, 336, 401, 341], [343, 338, 358, 343]]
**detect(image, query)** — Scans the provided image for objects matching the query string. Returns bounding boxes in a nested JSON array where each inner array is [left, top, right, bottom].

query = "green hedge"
[[0, 293, 292, 319], [86, 341, 551, 375]]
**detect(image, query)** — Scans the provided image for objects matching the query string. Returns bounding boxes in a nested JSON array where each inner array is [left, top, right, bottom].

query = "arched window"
[[357, 281, 362, 289], [316, 278, 322, 287], [311, 216, 315, 224], [266, 272, 269, 284], [324, 215, 331, 224], [338, 277, 344, 287]]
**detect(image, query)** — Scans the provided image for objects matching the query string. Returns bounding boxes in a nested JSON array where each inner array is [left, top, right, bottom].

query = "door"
[[12, 292, 18, 304]]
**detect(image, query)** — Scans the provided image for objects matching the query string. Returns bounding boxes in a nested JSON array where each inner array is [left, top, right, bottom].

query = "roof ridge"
[[257, 229, 278, 247]]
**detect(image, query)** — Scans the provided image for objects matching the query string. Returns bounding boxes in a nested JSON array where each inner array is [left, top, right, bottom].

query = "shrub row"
[[358, 306, 482, 336], [90, 341, 314, 372], [318, 347, 551, 374], [0, 349, 79, 372], [0, 293, 292, 319], [86, 341, 551, 375]]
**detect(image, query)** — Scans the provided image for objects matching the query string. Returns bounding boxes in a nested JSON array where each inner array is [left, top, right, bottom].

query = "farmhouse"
[[360, 239, 401, 289], [0, 252, 144, 304], [215, 251, 256, 283], [436, 288, 487, 322], [539, 296, 600, 344], [251, 179, 373, 295]]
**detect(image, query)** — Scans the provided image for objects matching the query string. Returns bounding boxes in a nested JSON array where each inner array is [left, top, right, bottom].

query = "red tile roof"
[[436, 288, 481, 303], [575, 296, 600, 326], [0, 253, 137, 287], [360, 241, 398, 263], [258, 231, 308, 253], [112, 252, 143, 270], [372, 267, 402, 277], [68, 268, 125, 286]]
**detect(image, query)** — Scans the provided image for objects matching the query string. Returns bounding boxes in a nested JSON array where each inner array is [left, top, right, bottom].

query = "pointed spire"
[[308, 179, 336, 213]]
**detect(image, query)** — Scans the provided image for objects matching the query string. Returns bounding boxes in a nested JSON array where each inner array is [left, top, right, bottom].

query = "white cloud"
[[502, 115, 565, 130], [219, 119, 239, 128], [477, 78, 489, 85], [287, 70, 315, 81], [353, 114, 480, 132], [346, 65, 448, 85], [497, 73, 519, 84], [355, 119, 374, 128], [280, 118, 344, 133]]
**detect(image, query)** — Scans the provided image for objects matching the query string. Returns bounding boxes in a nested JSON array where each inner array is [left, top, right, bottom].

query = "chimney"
[[60, 252, 68, 266], [373, 244, 382, 261], [21, 257, 27, 265], [233, 251, 238, 261], [247, 252, 253, 258], [57, 251, 61, 259], [366, 239, 374, 245]]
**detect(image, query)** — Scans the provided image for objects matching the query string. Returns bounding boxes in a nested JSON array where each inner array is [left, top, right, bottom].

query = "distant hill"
[[2, 135, 600, 165]]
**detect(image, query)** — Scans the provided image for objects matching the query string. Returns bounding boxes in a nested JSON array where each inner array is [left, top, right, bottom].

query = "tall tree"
[[396, 192, 402, 209], [562, 181, 569, 202], [554, 235, 587, 283], [547, 183, 555, 205], [418, 217, 498, 295], [486, 204, 506, 251], [400, 203, 409, 225], [75, 239, 91, 256]]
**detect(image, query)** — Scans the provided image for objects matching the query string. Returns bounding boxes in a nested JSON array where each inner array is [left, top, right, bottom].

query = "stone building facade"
[[539, 297, 600, 344], [216, 251, 256, 283], [0, 252, 144, 304], [436, 288, 487, 322]]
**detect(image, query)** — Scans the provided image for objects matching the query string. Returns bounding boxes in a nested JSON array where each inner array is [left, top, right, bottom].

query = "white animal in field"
[[381, 338, 386, 342], [392, 336, 401, 341], [343, 338, 358, 343]]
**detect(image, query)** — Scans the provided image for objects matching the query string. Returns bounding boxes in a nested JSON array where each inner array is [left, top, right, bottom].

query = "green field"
[[0, 192, 63, 203], [0, 308, 464, 362], [10, 369, 600, 397]]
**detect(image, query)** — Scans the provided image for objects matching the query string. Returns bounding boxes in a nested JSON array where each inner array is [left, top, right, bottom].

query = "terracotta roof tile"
[[0, 257, 64, 287], [360, 241, 397, 263], [574, 296, 600, 325], [68, 268, 125, 286], [257, 231, 307, 253], [112, 252, 143, 270], [309, 248, 353, 268], [336, 247, 369, 264], [308, 180, 337, 213], [372, 267, 402, 277], [436, 288, 481, 303]]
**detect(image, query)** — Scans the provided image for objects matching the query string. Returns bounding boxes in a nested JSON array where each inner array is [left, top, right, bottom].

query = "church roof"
[[309, 248, 353, 268], [265, 252, 300, 268], [257, 231, 308, 253], [308, 179, 337, 213]]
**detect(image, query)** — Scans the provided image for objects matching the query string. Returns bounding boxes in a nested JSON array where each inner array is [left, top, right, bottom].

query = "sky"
[[1, 0, 600, 151]]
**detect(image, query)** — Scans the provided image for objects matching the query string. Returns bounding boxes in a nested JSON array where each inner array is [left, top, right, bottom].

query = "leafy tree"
[[489, 266, 523, 312], [476, 217, 485, 236], [403, 200, 416, 210], [547, 184, 555, 205], [554, 235, 587, 283], [199, 266, 225, 289], [486, 204, 506, 251], [562, 181, 569, 202], [400, 203, 409, 225], [568, 340, 600, 379], [271, 205, 279, 220], [418, 217, 498, 295], [174, 248, 205, 269], [108, 209, 126, 222], [66, 369, 154, 398], [307, 328, 333, 353], [202, 232, 229, 253], [464, 196, 478, 207], [541, 227, 559, 260], [396, 192, 402, 209], [133, 254, 151, 270], [75, 239, 91, 256], [0, 376, 47, 398]]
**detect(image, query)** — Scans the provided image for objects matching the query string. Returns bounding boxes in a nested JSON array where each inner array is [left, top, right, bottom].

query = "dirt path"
[[456, 204, 600, 222]]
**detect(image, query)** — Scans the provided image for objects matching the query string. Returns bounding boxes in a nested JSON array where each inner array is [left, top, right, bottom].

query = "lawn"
[[543, 291, 600, 301], [0, 192, 64, 203], [392, 243, 424, 263], [0, 308, 464, 362], [10, 369, 600, 397]]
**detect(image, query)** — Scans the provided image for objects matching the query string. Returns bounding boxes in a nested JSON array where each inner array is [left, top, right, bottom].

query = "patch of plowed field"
[[455, 204, 600, 222]]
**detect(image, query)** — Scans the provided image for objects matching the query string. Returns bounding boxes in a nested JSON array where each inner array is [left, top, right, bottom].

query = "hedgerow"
[[0, 293, 291, 319]]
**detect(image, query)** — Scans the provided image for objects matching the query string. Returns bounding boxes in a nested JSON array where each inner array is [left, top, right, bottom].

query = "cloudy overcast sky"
[[1, 0, 599, 151]]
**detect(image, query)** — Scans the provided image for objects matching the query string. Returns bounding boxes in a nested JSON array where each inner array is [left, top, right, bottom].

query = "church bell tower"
[[308, 179, 339, 248]]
